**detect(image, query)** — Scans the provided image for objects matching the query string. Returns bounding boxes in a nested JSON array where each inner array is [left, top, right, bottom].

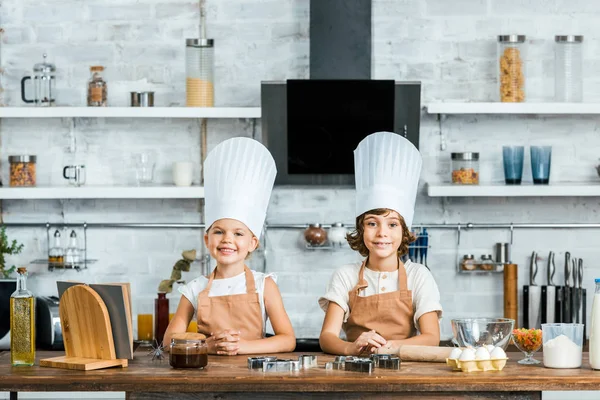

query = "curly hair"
[[346, 208, 416, 257]]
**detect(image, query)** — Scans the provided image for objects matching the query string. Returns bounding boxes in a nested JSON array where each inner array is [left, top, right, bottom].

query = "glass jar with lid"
[[329, 223, 347, 247], [498, 35, 526, 102], [460, 254, 477, 271], [451, 152, 479, 185], [555, 35, 583, 102], [88, 66, 107, 107], [9, 155, 36, 187], [478, 254, 495, 271], [186, 39, 214, 107], [304, 223, 328, 247], [169, 332, 208, 369]]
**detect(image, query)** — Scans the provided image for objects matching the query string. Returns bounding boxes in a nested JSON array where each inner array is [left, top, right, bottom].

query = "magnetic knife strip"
[[325, 354, 401, 373], [248, 355, 319, 372]]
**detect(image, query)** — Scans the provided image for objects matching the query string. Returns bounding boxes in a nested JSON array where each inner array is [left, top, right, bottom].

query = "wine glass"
[[512, 328, 543, 365]]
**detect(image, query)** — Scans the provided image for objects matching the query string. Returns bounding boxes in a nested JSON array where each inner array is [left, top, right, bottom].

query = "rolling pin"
[[504, 263, 518, 328], [376, 345, 455, 362]]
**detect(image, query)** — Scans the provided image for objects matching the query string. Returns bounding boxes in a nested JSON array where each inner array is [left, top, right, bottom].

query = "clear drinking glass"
[[530, 146, 552, 184], [502, 146, 524, 185], [133, 152, 155, 185]]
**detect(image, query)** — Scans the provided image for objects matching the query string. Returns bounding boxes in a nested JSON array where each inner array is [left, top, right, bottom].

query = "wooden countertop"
[[2, 350, 600, 393]]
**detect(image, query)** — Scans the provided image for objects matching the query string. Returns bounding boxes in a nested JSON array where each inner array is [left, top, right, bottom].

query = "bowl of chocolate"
[[169, 332, 208, 369]]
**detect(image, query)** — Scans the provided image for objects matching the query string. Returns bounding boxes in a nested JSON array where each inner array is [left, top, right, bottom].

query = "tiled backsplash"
[[3, 0, 600, 339]]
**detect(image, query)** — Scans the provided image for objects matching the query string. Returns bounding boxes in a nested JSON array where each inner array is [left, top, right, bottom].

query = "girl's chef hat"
[[204, 137, 277, 237], [354, 131, 422, 228]]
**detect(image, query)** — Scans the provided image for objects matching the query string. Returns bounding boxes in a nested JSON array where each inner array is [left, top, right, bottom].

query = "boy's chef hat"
[[354, 131, 422, 229], [204, 137, 277, 237]]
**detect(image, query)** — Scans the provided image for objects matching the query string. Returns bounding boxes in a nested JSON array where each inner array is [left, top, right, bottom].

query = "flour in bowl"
[[543, 334, 582, 368]]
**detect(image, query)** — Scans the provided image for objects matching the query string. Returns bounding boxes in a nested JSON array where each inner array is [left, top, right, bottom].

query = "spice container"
[[87, 66, 107, 107], [48, 230, 64, 267], [451, 152, 479, 185], [304, 224, 327, 246], [478, 254, 495, 271], [329, 223, 347, 247], [169, 332, 208, 369], [186, 39, 214, 107], [460, 254, 477, 271], [9, 155, 36, 187], [10, 267, 35, 366], [555, 35, 583, 102], [498, 35, 526, 102]]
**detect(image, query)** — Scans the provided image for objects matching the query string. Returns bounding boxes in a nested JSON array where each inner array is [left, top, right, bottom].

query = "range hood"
[[261, 0, 421, 185]]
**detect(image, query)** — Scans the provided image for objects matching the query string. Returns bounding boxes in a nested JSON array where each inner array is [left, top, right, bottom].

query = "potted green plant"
[[0, 226, 24, 279]]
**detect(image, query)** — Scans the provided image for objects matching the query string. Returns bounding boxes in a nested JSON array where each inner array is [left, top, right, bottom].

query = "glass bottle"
[[87, 66, 107, 107], [48, 230, 64, 267], [10, 267, 35, 366], [590, 279, 600, 369], [555, 35, 583, 102], [155, 292, 169, 346], [64, 230, 80, 269]]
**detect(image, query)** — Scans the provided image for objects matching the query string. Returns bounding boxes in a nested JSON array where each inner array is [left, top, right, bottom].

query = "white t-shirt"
[[178, 270, 276, 337], [318, 260, 443, 332]]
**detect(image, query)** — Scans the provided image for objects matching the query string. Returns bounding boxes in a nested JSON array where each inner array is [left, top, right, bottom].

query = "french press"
[[21, 53, 56, 106]]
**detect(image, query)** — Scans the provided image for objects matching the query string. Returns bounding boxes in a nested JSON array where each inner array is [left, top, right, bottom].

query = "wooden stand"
[[40, 285, 128, 370]]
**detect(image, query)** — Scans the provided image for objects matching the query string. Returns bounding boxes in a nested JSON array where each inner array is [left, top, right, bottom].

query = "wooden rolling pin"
[[504, 263, 518, 328], [376, 345, 454, 362]]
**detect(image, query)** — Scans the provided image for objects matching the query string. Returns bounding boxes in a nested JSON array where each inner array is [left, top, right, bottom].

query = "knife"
[[572, 258, 579, 323], [563, 252, 572, 323], [526, 251, 542, 329], [578, 258, 585, 327], [541, 251, 557, 323]]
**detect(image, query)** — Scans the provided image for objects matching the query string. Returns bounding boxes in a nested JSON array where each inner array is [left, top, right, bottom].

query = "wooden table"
[[2, 350, 600, 399]]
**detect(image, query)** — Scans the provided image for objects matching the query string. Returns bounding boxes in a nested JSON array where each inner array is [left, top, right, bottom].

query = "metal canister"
[[186, 38, 214, 107]]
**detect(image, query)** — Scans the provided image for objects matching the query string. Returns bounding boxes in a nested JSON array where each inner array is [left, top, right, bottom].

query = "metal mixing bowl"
[[451, 318, 515, 350]]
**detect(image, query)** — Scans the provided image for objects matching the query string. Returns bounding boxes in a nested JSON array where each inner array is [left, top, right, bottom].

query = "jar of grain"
[[498, 35, 526, 102], [9, 155, 36, 187], [451, 152, 479, 185], [186, 38, 214, 107], [461, 254, 477, 271]]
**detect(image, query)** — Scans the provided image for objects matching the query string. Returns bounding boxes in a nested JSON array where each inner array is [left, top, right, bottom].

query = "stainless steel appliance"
[[36, 296, 64, 350]]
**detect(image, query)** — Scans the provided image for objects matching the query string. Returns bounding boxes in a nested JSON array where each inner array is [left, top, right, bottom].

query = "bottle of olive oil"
[[10, 267, 35, 366]]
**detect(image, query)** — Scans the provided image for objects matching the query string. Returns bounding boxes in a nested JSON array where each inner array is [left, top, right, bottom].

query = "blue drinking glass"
[[530, 146, 552, 184], [502, 146, 524, 185]]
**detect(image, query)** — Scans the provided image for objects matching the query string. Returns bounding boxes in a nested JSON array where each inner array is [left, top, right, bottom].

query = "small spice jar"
[[87, 66, 107, 107], [169, 332, 208, 369], [9, 155, 36, 187], [304, 223, 328, 246], [461, 254, 477, 271], [478, 254, 495, 271], [329, 223, 347, 247], [451, 152, 479, 185]]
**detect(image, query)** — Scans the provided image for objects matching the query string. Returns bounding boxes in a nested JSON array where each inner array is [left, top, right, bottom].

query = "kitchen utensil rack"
[[29, 223, 93, 271]]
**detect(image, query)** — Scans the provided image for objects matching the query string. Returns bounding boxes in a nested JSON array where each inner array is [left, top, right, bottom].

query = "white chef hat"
[[354, 131, 422, 229], [204, 137, 277, 237]]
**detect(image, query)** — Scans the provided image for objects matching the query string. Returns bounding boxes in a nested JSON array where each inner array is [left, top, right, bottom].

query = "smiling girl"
[[164, 137, 295, 355], [319, 132, 443, 356]]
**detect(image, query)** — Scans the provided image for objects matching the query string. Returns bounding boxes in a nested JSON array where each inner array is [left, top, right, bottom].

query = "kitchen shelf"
[[0, 185, 205, 199], [427, 183, 600, 197], [30, 259, 98, 271], [425, 102, 600, 115], [0, 107, 261, 119]]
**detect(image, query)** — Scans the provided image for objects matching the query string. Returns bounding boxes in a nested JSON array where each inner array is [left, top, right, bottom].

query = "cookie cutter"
[[325, 355, 358, 370], [298, 354, 318, 369], [247, 356, 277, 370], [262, 359, 301, 372], [370, 354, 401, 370], [344, 357, 373, 373]]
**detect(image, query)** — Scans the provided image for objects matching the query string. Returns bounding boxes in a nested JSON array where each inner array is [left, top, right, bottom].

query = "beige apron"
[[196, 266, 263, 340], [343, 259, 415, 342]]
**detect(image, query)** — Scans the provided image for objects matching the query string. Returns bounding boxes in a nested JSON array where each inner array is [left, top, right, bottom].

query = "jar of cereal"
[[9, 155, 36, 187], [451, 152, 479, 185], [498, 35, 526, 102]]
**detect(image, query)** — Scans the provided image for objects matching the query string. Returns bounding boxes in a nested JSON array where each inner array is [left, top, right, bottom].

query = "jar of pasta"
[[451, 152, 479, 185], [186, 38, 214, 107], [498, 35, 526, 102], [9, 155, 36, 187]]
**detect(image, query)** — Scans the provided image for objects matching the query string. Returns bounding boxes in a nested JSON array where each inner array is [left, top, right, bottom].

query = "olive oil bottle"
[[10, 267, 35, 366]]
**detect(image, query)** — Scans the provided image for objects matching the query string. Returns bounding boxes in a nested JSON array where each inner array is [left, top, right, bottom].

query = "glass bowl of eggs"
[[451, 318, 515, 350]]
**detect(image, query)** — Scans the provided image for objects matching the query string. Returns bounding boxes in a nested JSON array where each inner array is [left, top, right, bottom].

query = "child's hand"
[[348, 330, 387, 355], [211, 329, 241, 356]]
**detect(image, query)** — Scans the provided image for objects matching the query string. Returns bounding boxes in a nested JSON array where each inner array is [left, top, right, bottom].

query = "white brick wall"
[[2, 0, 600, 340]]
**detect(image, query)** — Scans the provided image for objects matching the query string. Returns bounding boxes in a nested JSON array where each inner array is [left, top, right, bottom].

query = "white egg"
[[475, 347, 491, 360], [449, 348, 463, 360], [490, 347, 507, 359], [485, 345, 495, 353], [459, 348, 476, 361]]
